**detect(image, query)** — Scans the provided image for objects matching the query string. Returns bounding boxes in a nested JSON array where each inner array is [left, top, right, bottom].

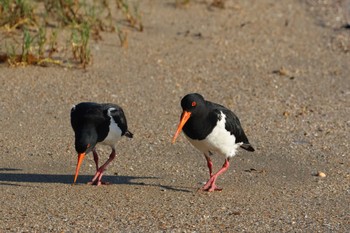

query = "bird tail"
[[124, 130, 133, 138], [240, 143, 255, 152]]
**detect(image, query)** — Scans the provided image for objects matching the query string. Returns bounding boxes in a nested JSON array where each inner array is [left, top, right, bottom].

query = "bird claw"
[[198, 185, 223, 192], [208, 186, 223, 192], [87, 181, 110, 186]]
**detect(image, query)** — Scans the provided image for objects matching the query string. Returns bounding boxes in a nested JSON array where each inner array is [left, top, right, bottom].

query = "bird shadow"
[[0, 172, 153, 185], [0, 168, 23, 171], [0, 168, 192, 192]]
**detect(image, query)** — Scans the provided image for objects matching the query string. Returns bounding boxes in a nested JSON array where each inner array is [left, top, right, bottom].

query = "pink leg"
[[204, 153, 213, 177], [201, 158, 230, 192], [93, 149, 99, 171], [88, 149, 116, 186]]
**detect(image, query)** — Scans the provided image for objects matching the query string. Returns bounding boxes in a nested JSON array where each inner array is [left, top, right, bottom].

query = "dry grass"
[[0, 0, 143, 68]]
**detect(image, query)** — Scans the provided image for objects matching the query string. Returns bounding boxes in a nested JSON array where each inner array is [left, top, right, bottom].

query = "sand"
[[1, 0, 349, 232]]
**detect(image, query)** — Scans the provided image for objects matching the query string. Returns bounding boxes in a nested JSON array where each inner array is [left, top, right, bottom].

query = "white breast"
[[100, 108, 122, 147], [186, 112, 242, 158]]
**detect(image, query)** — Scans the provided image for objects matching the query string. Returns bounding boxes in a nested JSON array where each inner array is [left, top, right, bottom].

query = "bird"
[[172, 93, 254, 192], [70, 102, 133, 185]]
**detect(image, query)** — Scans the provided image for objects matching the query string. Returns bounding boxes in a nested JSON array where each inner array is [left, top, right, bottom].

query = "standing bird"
[[71, 102, 133, 185], [172, 93, 254, 192]]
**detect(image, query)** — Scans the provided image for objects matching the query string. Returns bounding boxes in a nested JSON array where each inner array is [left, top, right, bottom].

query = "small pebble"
[[317, 171, 326, 177]]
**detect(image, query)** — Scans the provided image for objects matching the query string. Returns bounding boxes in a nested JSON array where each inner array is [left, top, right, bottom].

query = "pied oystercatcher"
[[172, 93, 255, 192], [71, 102, 133, 185]]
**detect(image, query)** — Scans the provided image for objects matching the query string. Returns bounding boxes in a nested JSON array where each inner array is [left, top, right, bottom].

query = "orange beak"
[[73, 152, 85, 184], [172, 111, 191, 144]]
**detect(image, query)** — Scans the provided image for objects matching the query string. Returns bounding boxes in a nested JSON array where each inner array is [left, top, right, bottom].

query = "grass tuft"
[[0, 0, 144, 68]]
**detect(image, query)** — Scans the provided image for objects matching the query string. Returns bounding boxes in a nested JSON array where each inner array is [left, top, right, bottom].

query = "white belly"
[[186, 112, 242, 157], [100, 116, 122, 147]]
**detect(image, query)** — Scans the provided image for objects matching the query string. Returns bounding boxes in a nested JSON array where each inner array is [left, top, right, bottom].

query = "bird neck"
[[183, 110, 214, 140], [75, 125, 98, 153]]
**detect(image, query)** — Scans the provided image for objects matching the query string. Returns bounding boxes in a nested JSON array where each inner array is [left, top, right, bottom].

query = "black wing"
[[102, 103, 133, 138], [71, 102, 111, 143], [208, 101, 255, 152], [71, 102, 106, 132]]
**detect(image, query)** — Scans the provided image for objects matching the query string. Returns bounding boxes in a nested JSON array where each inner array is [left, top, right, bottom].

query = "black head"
[[73, 130, 97, 184], [74, 128, 97, 154], [172, 93, 207, 144], [180, 93, 206, 113], [71, 103, 105, 154], [71, 102, 106, 184]]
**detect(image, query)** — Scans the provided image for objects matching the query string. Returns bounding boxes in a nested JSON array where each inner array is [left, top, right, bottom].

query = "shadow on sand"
[[0, 168, 192, 192]]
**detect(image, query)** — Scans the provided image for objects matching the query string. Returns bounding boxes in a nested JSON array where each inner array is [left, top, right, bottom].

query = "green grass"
[[71, 21, 91, 68], [0, 0, 143, 68]]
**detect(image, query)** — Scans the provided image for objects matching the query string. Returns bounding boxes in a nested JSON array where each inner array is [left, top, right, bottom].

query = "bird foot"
[[198, 180, 223, 192], [87, 181, 110, 186], [199, 185, 223, 192], [199, 176, 222, 192], [208, 185, 223, 192]]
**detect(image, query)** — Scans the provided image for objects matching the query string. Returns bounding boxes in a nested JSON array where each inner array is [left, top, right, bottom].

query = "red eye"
[[191, 101, 196, 107]]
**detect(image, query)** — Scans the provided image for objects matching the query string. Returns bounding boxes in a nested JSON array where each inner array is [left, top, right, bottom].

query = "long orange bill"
[[73, 152, 85, 184], [172, 111, 191, 144]]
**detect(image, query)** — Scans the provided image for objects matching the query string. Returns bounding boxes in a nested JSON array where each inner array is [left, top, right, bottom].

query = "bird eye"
[[87, 143, 91, 148], [191, 101, 196, 107]]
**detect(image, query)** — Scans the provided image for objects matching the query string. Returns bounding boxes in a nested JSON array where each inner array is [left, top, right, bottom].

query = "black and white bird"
[[71, 102, 133, 185], [172, 93, 254, 192]]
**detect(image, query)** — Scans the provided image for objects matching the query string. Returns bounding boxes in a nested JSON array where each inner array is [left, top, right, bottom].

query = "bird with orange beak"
[[172, 93, 254, 192], [71, 102, 133, 185]]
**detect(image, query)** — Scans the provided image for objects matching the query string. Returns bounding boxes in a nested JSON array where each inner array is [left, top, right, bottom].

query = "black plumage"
[[181, 94, 254, 151], [173, 93, 254, 191], [71, 102, 132, 185]]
